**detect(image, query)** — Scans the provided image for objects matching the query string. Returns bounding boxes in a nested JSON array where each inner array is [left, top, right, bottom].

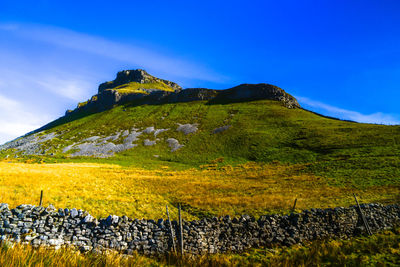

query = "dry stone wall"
[[0, 203, 399, 255]]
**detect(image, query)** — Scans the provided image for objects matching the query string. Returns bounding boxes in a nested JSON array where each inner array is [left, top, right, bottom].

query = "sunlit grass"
[[113, 81, 175, 95], [0, 242, 161, 267], [0, 162, 398, 220]]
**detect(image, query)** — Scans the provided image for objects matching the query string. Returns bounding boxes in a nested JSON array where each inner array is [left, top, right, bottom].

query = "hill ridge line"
[[65, 69, 300, 118]]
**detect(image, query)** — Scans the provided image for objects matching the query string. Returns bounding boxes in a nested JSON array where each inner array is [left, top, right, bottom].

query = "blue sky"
[[0, 0, 400, 144]]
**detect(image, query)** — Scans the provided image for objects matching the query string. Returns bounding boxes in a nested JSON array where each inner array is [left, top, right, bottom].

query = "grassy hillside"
[[4, 99, 399, 189]]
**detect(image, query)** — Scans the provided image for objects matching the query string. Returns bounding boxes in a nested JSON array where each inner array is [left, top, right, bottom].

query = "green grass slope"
[[4, 99, 400, 190], [112, 81, 176, 94]]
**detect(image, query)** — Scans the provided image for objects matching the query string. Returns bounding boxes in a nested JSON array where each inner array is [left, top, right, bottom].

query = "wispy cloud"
[[0, 94, 51, 144], [297, 96, 400, 125], [0, 49, 103, 143], [0, 66, 94, 102], [35, 74, 94, 102], [0, 22, 226, 83], [0, 68, 91, 144]]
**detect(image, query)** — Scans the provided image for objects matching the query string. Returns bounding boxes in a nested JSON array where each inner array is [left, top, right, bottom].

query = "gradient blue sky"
[[0, 0, 400, 143]]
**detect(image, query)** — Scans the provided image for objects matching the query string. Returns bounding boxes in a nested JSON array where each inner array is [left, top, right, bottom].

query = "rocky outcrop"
[[0, 123, 191, 157], [0, 203, 398, 255], [0, 132, 58, 155], [167, 88, 219, 103], [209, 84, 300, 108], [98, 69, 182, 93], [65, 69, 300, 117]]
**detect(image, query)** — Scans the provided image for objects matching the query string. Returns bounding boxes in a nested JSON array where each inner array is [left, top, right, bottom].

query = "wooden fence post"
[[166, 205, 176, 253], [292, 198, 297, 211], [39, 190, 43, 206], [178, 203, 184, 256], [353, 193, 372, 235]]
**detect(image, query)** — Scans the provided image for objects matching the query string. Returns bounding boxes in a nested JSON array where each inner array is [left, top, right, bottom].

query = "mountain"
[[0, 69, 300, 159], [1, 70, 399, 188]]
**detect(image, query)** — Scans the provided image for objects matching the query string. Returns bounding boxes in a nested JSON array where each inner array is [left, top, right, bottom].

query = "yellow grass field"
[[0, 162, 398, 220]]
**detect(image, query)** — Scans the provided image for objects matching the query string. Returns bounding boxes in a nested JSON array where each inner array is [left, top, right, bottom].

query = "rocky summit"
[[98, 69, 182, 93], [65, 69, 300, 116]]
